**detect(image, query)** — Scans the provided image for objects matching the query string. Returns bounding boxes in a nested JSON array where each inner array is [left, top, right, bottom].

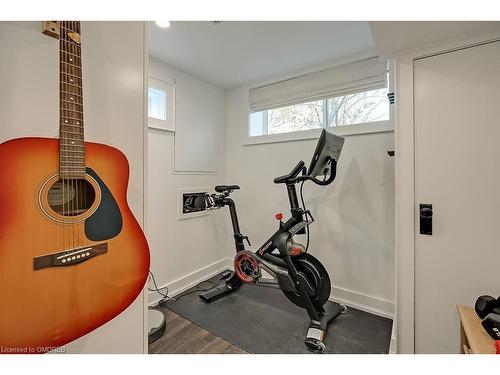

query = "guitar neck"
[[59, 21, 85, 179]]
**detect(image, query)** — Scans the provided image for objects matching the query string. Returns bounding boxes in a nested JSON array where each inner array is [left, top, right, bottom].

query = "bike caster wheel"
[[306, 326, 326, 353], [305, 338, 326, 353], [340, 304, 347, 313]]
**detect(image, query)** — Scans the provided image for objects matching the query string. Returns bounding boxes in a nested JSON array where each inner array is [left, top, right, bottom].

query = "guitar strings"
[[69, 21, 73, 252], [71, 20, 76, 251], [69, 21, 75, 251], [74, 20, 78, 250], [66, 21, 70, 254], [59, 21, 85, 254], [76, 20, 82, 250], [73, 20, 76, 251], [61, 21, 67, 255]]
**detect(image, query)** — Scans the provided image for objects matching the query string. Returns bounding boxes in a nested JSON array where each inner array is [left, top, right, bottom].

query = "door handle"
[[420, 204, 433, 235]]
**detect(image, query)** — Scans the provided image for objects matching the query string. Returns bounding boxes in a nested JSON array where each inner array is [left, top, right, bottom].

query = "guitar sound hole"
[[47, 179, 96, 217]]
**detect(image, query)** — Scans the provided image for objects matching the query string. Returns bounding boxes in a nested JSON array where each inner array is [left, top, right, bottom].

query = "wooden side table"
[[457, 305, 496, 354]]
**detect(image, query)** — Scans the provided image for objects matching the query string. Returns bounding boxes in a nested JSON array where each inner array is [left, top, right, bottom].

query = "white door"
[[414, 41, 500, 353]]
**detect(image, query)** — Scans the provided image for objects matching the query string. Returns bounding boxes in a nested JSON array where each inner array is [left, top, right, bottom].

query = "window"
[[148, 87, 166, 121], [327, 88, 389, 127], [148, 77, 175, 131], [250, 88, 389, 137]]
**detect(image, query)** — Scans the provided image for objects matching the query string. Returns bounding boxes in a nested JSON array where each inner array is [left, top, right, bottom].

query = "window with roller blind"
[[249, 57, 390, 138]]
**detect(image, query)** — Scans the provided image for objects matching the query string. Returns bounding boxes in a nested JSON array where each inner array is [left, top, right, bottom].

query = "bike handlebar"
[[305, 160, 337, 186], [273, 161, 306, 184], [274, 157, 338, 186]]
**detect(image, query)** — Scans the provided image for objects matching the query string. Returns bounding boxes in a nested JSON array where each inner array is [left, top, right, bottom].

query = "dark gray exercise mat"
[[164, 273, 393, 354]]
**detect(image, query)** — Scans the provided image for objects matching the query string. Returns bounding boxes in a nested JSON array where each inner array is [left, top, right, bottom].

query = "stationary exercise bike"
[[201, 129, 346, 353]]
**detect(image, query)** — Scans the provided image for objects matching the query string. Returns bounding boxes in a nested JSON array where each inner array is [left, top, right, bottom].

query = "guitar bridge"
[[33, 243, 108, 270]]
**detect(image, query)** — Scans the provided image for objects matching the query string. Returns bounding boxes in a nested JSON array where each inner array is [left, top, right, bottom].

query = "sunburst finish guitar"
[[0, 21, 150, 353]]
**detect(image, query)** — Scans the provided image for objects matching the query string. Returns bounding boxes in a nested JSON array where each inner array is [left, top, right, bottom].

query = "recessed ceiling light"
[[155, 21, 171, 28]]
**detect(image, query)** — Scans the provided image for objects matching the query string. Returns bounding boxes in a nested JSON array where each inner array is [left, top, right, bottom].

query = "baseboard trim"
[[330, 285, 394, 320], [148, 258, 232, 306]]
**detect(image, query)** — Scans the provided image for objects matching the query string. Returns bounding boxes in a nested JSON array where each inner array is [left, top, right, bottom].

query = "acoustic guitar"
[[0, 21, 150, 353]]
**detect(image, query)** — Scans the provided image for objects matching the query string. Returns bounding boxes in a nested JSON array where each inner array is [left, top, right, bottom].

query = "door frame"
[[394, 30, 500, 354]]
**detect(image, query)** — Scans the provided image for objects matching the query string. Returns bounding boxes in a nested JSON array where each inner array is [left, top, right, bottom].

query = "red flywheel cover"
[[234, 252, 259, 283]]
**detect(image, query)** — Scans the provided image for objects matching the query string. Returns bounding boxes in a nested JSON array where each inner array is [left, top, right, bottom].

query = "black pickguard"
[[84, 167, 123, 241]]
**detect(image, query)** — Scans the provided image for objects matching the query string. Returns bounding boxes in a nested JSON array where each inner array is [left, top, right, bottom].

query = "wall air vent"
[[387, 92, 395, 104]]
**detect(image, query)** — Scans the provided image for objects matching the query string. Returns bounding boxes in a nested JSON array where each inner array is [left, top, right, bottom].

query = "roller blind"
[[249, 57, 387, 113]]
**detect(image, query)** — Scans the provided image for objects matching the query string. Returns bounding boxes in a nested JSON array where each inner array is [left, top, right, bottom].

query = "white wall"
[[150, 58, 225, 173], [0, 21, 147, 353], [147, 59, 228, 305], [225, 87, 395, 317]]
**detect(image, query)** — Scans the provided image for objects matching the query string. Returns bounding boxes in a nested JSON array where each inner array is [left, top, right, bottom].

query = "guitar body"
[[0, 137, 150, 352]]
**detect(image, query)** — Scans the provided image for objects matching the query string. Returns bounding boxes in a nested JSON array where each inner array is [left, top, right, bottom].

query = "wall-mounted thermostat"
[[178, 187, 210, 220]]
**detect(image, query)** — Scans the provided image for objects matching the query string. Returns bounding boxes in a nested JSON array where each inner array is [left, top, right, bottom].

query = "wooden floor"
[[149, 307, 248, 354]]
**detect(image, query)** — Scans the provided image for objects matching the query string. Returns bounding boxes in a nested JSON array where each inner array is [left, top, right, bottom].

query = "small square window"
[[148, 77, 175, 132], [148, 87, 166, 121]]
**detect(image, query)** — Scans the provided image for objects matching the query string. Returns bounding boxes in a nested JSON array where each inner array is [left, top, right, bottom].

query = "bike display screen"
[[307, 129, 345, 178]]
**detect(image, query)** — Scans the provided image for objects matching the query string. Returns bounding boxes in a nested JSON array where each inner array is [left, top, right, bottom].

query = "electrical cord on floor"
[[299, 180, 310, 253], [148, 270, 228, 305], [171, 279, 220, 301], [148, 271, 170, 306]]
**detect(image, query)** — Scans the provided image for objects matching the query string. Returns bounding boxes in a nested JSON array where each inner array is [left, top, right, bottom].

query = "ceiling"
[[369, 21, 500, 58], [148, 21, 376, 90], [148, 21, 500, 90]]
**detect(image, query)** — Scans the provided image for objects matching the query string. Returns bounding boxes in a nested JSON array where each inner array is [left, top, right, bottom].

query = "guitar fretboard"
[[59, 21, 85, 179]]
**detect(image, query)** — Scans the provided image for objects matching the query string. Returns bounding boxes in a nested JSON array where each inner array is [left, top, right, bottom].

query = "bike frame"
[[227, 181, 309, 253], [221, 181, 324, 323], [200, 130, 345, 352]]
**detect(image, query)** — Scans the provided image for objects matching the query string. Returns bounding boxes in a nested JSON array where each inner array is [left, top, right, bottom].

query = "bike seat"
[[215, 185, 240, 193]]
